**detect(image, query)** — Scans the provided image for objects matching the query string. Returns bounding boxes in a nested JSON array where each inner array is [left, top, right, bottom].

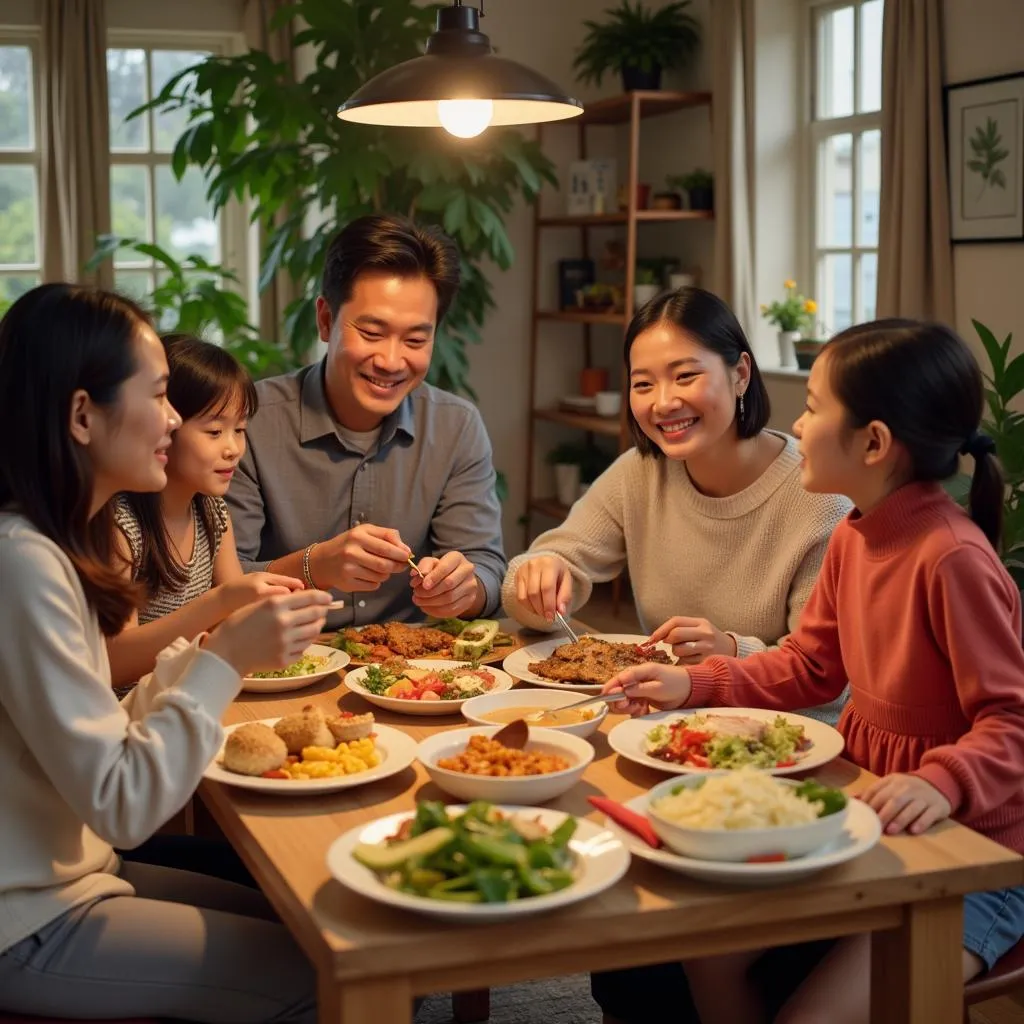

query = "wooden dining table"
[[198, 622, 1024, 1024]]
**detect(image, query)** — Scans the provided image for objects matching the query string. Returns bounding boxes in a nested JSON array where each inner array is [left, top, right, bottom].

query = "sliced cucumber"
[[353, 827, 455, 872]]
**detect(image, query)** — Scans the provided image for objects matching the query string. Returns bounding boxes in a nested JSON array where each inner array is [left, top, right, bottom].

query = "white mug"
[[595, 391, 622, 417]]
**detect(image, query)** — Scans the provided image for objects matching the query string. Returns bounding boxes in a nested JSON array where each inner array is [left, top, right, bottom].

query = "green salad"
[[645, 713, 810, 770], [249, 654, 328, 679], [353, 800, 578, 903]]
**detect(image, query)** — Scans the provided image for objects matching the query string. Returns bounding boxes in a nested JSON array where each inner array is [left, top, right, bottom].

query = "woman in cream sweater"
[[0, 285, 329, 1022]]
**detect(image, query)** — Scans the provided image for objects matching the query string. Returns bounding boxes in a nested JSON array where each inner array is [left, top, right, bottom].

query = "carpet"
[[417, 974, 602, 1024]]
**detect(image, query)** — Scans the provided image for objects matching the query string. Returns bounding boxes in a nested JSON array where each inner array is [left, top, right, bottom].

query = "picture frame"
[[946, 72, 1024, 243]]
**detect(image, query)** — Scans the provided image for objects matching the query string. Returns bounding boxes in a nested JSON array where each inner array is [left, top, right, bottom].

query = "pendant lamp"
[[337, 1, 583, 138]]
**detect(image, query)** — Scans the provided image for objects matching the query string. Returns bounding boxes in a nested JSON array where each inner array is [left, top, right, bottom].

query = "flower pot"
[[633, 283, 660, 308], [651, 192, 681, 211], [687, 186, 713, 211], [793, 340, 825, 371], [778, 330, 801, 368], [554, 463, 581, 508], [621, 65, 662, 91]]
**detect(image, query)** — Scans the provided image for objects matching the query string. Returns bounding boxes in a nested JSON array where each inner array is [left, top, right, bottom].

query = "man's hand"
[[411, 551, 485, 618], [311, 524, 411, 593]]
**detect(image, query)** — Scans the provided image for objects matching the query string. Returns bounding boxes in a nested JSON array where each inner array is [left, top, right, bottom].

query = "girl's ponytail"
[[963, 431, 1004, 550]]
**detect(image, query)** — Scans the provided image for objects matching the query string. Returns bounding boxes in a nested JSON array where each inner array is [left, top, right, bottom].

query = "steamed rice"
[[649, 767, 823, 831]]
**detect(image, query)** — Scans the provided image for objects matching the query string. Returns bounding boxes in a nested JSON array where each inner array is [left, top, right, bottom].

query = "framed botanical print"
[[946, 72, 1024, 243]]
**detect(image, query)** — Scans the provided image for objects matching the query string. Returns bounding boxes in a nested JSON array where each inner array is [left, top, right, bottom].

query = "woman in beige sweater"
[[0, 285, 330, 1022]]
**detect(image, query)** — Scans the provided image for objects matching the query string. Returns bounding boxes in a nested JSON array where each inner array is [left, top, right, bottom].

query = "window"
[[810, 0, 883, 333], [0, 41, 41, 305], [107, 45, 221, 302]]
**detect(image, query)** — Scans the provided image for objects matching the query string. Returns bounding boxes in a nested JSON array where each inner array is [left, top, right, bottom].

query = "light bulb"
[[437, 98, 494, 138]]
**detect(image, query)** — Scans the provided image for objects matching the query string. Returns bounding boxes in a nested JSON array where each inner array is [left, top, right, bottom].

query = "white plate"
[[344, 660, 515, 716], [502, 633, 673, 694], [326, 804, 630, 921], [203, 718, 417, 794], [241, 644, 350, 694], [607, 708, 846, 776], [604, 791, 881, 886]]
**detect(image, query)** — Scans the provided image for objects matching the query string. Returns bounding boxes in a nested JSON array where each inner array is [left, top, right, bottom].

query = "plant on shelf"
[[122, 0, 556, 401], [667, 168, 713, 211], [576, 282, 624, 313], [946, 319, 1024, 588], [573, 1, 702, 93], [546, 442, 613, 506], [87, 238, 293, 378], [761, 280, 816, 369], [633, 263, 660, 307]]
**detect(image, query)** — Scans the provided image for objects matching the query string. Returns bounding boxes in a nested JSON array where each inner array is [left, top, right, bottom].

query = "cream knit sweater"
[[502, 435, 852, 721], [0, 513, 241, 955]]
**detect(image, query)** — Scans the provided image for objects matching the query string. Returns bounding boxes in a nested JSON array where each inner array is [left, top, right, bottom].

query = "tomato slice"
[[261, 769, 289, 780], [746, 852, 787, 863]]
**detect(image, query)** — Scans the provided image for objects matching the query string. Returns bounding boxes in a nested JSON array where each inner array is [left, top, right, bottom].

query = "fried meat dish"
[[529, 636, 674, 686], [344, 621, 455, 659]]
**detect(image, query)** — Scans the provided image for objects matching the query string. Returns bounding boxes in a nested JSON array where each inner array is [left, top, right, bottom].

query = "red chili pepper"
[[775, 759, 797, 768], [261, 769, 289, 780], [746, 852, 787, 863], [588, 796, 663, 849]]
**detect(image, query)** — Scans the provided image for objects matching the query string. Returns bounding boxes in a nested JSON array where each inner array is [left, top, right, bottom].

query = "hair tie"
[[960, 430, 997, 458]]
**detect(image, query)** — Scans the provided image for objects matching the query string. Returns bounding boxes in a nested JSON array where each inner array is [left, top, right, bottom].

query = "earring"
[[738, 393, 745, 419]]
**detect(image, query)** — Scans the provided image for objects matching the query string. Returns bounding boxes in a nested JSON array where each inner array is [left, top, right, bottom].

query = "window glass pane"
[[0, 273, 38, 303], [155, 165, 219, 263], [111, 165, 151, 247], [859, 252, 878, 322], [816, 5, 855, 119], [0, 166, 38, 265], [115, 269, 154, 302], [858, 129, 881, 245], [0, 46, 33, 149], [818, 133, 853, 247], [859, 0, 883, 113], [151, 50, 208, 153], [819, 253, 853, 333], [108, 48, 149, 151]]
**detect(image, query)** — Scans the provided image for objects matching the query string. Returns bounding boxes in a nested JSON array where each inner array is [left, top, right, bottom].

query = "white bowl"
[[241, 644, 350, 694], [644, 774, 849, 863], [344, 661, 514, 717], [461, 689, 608, 739], [416, 724, 594, 804], [595, 390, 622, 417]]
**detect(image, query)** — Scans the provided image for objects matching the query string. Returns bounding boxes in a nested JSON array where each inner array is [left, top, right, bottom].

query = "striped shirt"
[[114, 497, 229, 624]]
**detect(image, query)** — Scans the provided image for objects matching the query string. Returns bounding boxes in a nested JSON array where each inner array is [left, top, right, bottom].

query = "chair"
[[963, 937, 1024, 1022]]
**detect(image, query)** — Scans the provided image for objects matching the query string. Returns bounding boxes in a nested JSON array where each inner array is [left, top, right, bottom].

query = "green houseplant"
[[114, 0, 555, 402], [667, 168, 713, 211], [573, 1, 702, 92]]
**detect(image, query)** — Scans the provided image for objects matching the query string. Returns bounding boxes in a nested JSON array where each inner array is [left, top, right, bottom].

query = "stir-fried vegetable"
[[250, 654, 328, 679], [353, 801, 578, 903]]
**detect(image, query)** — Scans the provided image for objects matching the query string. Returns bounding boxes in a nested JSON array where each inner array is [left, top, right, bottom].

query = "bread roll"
[[223, 723, 287, 776]]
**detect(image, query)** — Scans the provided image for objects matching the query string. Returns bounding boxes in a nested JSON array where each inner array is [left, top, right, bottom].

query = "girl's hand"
[[648, 616, 736, 664], [860, 773, 952, 835], [220, 572, 304, 615], [205, 590, 331, 678], [514, 556, 573, 622], [602, 663, 693, 717]]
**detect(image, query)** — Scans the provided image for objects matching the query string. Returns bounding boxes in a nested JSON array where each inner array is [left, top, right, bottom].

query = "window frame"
[[106, 29, 247, 304], [0, 27, 43, 300], [806, 0, 883, 332]]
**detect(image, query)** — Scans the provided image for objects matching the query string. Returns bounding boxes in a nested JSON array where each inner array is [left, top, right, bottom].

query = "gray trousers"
[[0, 861, 316, 1023]]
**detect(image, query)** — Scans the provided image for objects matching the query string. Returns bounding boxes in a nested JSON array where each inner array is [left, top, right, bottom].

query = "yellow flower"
[[784, 279, 796, 290], [804, 299, 817, 314], [760, 304, 768, 314]]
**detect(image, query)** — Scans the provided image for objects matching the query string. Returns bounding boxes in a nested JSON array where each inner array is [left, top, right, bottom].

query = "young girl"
[[0, 284, 329, 1021], [604, 318, 1024, 1023], [108, 334, 303, 689]]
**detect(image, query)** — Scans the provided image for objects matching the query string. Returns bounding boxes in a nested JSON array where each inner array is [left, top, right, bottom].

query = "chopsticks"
[[407, 556, 425, 579], [554, 610, 580, 644]]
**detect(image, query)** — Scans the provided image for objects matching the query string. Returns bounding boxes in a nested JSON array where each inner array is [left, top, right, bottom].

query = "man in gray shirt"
[[226, 214, 506, 628]]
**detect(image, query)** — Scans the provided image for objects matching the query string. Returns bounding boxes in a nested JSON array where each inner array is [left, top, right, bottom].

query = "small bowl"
[[461, 689, 608, 739], [416, 725, 593, 804], [645, 774, 849, 862], [595, 391, 622, 417]]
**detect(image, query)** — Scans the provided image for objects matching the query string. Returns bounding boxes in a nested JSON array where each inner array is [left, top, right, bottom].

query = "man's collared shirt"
[[226, 360, 506, 628]]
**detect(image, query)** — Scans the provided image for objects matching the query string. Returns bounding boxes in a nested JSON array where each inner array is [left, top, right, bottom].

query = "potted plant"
[[546, 442, 589, 507], [633, 265, 661, 308], [793, 336, 827, 371], [761, 281, 817, 368], [667, 168, 714, 211], [573, 1, 702, 93]]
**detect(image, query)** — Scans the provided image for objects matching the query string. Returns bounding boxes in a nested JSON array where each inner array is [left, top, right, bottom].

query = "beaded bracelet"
[[302, 542, 319, 590]]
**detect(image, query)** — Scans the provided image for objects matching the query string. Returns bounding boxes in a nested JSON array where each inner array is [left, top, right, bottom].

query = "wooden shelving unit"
[[524, 90, 714, 545]]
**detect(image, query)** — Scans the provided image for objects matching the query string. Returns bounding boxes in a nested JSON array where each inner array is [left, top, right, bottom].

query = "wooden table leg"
[[319, 973, 412, 1024], [453, 989, 491, 1022], [871, 897, 963, 1024]]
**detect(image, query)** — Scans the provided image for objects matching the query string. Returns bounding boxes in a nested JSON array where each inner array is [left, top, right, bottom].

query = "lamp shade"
[[337, 4, 582, 132]]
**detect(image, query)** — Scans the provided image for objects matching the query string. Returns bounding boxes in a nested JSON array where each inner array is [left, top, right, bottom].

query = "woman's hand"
[[602, 663, 693, 717], [860, 773, 952, 835], [514, 556, 573, 622], [205, 590, 331, 678], [648, 616, 736, 664], [219, 572, 304, 616]]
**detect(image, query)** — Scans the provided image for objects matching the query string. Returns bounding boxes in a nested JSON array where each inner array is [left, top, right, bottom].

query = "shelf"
[[536, 309, 627, 325], [533, 407, 621, 437], [575, 90, 713, 126], [537, 209, 713, 228], [529, 497, 571, 520]]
